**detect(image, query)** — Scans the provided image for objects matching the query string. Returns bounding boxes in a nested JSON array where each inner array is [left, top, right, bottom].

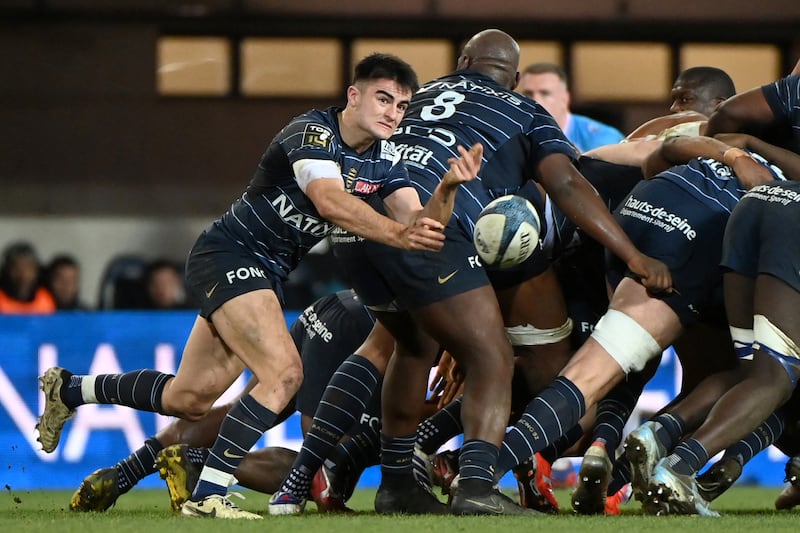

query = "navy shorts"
[[291, 292, 381, 425], [333, 220, 489, 310], [608, 178, 730, 326], [185, 226, 283, 318], [722, 182, 800, 293]]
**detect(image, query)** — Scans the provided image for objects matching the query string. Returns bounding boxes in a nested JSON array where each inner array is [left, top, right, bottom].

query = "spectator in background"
[[143, 259, 193, 310], [45, 254, 89, 310], [517, 62, 624, 152], [0, 241, 56, 314]]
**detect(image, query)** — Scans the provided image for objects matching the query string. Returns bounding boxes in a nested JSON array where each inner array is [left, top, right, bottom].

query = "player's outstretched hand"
[[442, 143, 483, 188], [627, 253, 674, 295]]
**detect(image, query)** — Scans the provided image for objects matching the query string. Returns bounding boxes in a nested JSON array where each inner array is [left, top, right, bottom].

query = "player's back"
[[656, 152, 785, 215], [392, 69, 575, 232]]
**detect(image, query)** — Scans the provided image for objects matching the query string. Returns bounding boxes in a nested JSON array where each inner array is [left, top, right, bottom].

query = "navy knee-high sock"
[[720, 410, 786, 466], [62, 370, 173, 412], [594, 376, 643, 450], [115, 437, 164, 493], [415, 397, 463, 454], [667, 438, 709, 476], [193, 394, 277, 499], [498, 377, 586, 475], [279, 354, 381, 498]]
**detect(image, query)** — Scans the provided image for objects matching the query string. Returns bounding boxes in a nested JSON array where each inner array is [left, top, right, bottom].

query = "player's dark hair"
[[679, 66, 736, 99], [353, 53, 419, 93]]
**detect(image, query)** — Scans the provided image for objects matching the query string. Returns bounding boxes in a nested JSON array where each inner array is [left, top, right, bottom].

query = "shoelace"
[[219, 492, 247, 509]]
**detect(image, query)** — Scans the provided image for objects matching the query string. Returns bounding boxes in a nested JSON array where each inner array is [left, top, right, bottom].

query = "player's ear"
[[511, 71, 520, 91], [346, 85, 360, 107]]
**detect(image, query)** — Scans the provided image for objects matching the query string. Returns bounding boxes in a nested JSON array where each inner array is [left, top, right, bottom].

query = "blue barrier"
[[0, 312, 788, 491]]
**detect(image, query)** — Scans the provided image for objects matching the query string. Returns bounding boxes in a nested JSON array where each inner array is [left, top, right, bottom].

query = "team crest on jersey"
[[302, 123, 334, 150]]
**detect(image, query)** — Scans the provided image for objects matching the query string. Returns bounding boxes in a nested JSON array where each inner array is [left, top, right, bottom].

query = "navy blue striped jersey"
[[655, 151, 786, 214], [390, 69, 578, 235], [762, 74, 800, 153], [210, 106, 410, 280]]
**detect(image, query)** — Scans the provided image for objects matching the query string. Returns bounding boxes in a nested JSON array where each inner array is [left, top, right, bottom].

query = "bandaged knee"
[[730, 326, 755, 360], [754, 314, 800, 386], [505, 318, 573, 346], [590, 309, 662, 373]]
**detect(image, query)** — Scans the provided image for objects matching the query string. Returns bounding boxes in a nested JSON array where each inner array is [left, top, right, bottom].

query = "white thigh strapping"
[[754, 315, 800, 360], [590, 309, 662, 373], [505, 318, 573, 346], [730, 326, 755, 361]]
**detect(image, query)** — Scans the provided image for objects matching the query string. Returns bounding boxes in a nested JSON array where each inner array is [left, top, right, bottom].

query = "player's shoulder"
[[278, 107, 342, 155]]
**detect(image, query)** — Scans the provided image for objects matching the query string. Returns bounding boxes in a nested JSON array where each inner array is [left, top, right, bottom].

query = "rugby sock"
[[652, 412, 686, 451], [608, 455, 633, 495], [458, 439, 499, 494], [415, 397, 463, 454], [115, 437, 163, 493], [498, 377, 586, 475], [192, 394, 277, 499], [380, 433, 416, 487], [186, 446, 210, 466], [330, 429, 381, 476], [666, 438, 709, 476], [594, 378, 643, 451], [62, 370, 173, 412], [539, 424, 584, 465], [720, 410, 785, 466], [279, 354, 381, 498]]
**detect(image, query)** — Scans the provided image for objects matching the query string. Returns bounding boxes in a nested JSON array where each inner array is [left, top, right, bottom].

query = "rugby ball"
[[473, 195, 541, 269]]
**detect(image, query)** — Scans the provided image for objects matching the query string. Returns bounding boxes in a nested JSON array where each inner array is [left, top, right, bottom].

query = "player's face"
[[670, 80, 719, 117], [351, 79, 412, 140], [517, 72, 569, 122]]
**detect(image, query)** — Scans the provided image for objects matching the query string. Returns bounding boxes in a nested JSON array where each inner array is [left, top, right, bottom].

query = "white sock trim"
[[81, 375, 98, 403]]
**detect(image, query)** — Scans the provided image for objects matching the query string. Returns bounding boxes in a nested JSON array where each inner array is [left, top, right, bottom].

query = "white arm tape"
[[292, 159, 342, 194], [590, 309, 662, 373], [505, 318, 573, 346]]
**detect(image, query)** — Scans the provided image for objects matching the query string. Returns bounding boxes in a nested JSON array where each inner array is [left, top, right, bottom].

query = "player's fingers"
[[409, 234, 446, 251], [469, 143, 483, 163], [416, 217, 444, 231]]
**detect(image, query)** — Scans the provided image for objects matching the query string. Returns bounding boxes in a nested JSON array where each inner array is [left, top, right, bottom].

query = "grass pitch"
[[3, 486, 799, 533]]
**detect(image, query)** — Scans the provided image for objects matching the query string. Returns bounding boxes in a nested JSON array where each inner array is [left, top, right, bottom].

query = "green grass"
[[2, 487, 799, 532]]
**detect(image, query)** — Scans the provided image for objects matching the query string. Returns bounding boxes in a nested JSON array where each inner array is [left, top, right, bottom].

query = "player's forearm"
[[663, 136, 729, 163], [704, 107, 743, 137], [741, 137, 800, 181], [705, 88, 773, 137], [418, 176, 459, 227], [644, 136, 729, 177], [315, 189, 405, 248], [584, 140, 662, 168]]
